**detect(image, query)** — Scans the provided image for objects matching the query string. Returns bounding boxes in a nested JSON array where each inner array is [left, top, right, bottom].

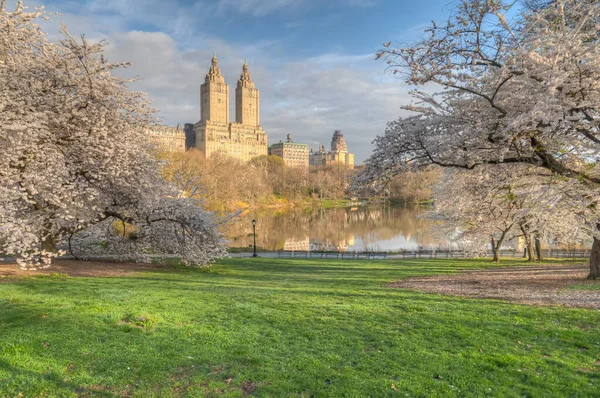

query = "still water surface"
[[223, 205, 438, 252]]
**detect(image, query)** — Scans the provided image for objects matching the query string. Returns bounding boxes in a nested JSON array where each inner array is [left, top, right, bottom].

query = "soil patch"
[[389, 263, 600, 309], [0, 259, 170, 279]]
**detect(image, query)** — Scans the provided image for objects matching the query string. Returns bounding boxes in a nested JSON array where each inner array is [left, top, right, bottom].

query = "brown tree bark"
[[41, 236, 57, 252], [41, 236, 57, 264], [520, 225, 536, 262], [491, 236, 500, 262], [589, 235, 600, 279], [527, 239, 535, 262], [535, 236, 542, 262], [491, 228, 510, 263]]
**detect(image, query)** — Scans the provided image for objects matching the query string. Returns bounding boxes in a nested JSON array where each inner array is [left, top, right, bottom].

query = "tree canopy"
[[358, 0, 600, 277], [0, 1, 225, 268]]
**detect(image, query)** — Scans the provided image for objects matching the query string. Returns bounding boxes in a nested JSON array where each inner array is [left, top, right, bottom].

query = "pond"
[[223, 205, 439, 252]]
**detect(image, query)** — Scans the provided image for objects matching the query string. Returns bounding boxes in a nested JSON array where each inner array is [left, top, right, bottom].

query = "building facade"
[[309, 145, 328, 167], [191, 56, 268, 162], [309, 130, 355, 168], [146, 124, 186, 152], [269, 134, 309, 169]]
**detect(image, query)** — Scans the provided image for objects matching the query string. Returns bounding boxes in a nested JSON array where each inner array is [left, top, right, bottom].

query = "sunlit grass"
[[570, 283, 600, 291], [0, 258, 598, 397]]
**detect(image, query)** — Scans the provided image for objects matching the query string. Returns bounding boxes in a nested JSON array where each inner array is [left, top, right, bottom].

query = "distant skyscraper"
[[331, 130, 348, 152], [191, 56, 268, 161], [309, 130, 355, 168]]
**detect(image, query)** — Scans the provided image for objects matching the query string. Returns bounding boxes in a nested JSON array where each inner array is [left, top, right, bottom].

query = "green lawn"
[[0, 258, 599, 397], [570, 284, 600, 291]]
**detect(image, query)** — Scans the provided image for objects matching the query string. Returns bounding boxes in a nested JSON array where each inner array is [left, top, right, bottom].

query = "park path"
[[390, 264, 600, 309]]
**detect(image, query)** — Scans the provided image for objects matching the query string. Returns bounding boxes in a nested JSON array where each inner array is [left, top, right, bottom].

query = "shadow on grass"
[[0, 358, 116, 397]]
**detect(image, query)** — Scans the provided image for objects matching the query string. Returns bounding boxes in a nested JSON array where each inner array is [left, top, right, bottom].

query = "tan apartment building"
[[269, 134, 309, 169], [146, 124, 186, 152], [309, 130, 355, 168], [190, 56, 268, 161]]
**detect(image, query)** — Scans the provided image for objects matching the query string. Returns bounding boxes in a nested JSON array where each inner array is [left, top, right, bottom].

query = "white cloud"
[[284, 20, 303, 29], [339, 0, 379, 7], [215, 0, 378, 17], [217, 0, 302, 17]]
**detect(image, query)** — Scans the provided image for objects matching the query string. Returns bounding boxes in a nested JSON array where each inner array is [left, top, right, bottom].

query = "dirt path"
[[389, 264, 600, 309], [0, 259, 169, 279]]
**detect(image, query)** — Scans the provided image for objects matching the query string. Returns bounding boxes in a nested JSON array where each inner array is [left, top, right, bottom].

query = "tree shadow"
[[0, 358, 115, 397]]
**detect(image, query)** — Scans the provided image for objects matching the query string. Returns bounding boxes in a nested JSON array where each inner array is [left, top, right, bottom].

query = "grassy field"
[[0, 258, 599, 397]]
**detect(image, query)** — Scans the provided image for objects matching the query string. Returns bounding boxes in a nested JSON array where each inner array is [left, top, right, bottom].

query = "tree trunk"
[[589, 236, 600, 280], [491, 228, 510, 263], [527, 239, 535, 262], [535, 236, 542, 262], [491, 236, 500, 262], [520, 225, 535, 262], [40, 236, 57, 264], [41, 236, 57, 253]]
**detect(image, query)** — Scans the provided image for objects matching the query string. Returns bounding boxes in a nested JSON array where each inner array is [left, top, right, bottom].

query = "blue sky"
[[29, 0, 454, 162]]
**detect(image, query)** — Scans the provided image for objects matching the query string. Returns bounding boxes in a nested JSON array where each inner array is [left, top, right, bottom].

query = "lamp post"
[[252, 219, 257, 257]]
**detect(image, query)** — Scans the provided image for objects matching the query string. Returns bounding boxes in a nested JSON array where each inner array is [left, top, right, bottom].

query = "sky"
[[27, 0, 455, 163]]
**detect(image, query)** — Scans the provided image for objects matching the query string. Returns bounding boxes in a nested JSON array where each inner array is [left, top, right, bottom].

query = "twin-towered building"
[[187, 55, 268, 162], [148, 56, 354, 168]]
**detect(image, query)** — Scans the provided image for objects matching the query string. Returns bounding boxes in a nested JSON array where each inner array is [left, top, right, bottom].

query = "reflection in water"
[[223, 205, 439, 252]]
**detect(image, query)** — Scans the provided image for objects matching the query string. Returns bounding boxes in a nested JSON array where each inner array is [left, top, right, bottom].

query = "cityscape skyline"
[[26, 0, 456, 163]]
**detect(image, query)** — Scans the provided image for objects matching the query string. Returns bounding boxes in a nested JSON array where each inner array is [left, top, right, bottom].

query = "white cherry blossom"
[[358, 0, 600, 277], [0, 1, 225, 268]]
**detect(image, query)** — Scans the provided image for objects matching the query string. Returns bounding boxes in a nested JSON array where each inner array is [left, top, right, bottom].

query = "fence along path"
[[276, 249, 591, 260]]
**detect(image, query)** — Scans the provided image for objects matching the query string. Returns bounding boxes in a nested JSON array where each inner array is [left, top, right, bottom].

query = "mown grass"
[[570, 283, 600, 291], [0, 258, 598, 397]]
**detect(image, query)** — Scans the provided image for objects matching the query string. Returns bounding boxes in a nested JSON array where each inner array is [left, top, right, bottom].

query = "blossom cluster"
[[0, 2, 225, 268]]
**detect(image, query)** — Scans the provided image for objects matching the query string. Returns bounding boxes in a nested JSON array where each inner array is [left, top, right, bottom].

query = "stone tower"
[[235, 60, 260, 126], [331, 130, 348, 152], [193, 57, 268, 162], [309, 131, 354, 168], [200, 54, 229, 124]]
